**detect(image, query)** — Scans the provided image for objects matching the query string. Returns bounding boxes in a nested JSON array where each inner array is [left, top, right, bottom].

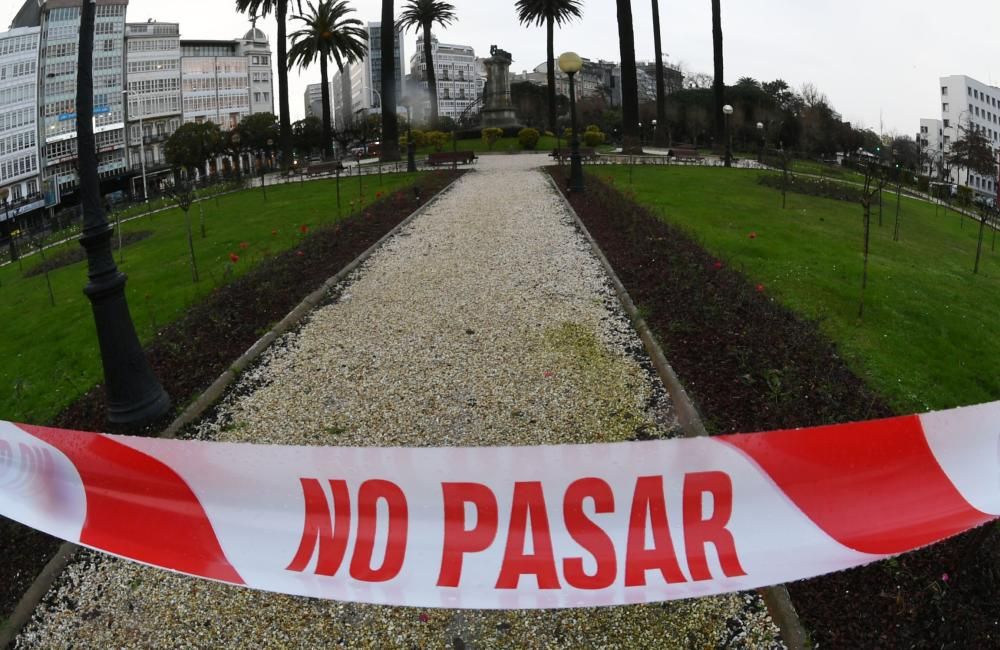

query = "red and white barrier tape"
[[2, 401, 998, 609]]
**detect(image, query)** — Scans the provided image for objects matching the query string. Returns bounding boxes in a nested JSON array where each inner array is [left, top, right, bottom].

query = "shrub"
[[425, 130, 450, 151], [917, 175, 930, 193], [583, 125, 606, 147], [957, 186, 973, 206], [481, 127, 503, 150], [518, 127, 541, 150]]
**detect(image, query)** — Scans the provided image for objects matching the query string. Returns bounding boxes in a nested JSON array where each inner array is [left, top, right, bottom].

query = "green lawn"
[[0, 172, 423, 424], [595, 165, 1000, 413], [790, 159, 866, 183]]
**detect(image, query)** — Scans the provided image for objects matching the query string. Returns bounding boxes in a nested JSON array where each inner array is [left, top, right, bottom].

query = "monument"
[[481, 45, 518, 128]]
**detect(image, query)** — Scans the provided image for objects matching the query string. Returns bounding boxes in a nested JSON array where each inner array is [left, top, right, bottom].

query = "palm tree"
[[711, 0, 725, 152], [617, 0, 641, 154], [235, 0, 295, 171], [515, 0, 583, 136], [381, 0, 401, 162], [651, 0, 667, 146], [398, 0, 456, 128], [287, 0, 368, 160]]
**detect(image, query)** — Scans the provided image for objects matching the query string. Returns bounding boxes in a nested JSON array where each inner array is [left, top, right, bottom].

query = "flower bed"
[[550, 168, 1000, 646], [0, 170, 462, 623], [758, 172, 865, 203]]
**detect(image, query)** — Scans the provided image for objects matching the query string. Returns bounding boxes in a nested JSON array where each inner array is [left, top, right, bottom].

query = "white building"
[[0, 25, 42, 219], [936, 75, 1000, 196], [124, 21, 182, 195], [304, 82, 326, 119], [13, 0, 130, 198], [179, 30, 273, 130], [409, 34, 479, 123], [333, 22, 404, 125]]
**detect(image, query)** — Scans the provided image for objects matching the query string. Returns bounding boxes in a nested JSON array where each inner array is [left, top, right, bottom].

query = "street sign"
[[57, 105, 111, 121]]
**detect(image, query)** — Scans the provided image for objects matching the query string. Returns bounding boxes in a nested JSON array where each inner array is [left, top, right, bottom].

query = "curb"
[[0, 173, 465, 650], [545, 172, 811, 650]]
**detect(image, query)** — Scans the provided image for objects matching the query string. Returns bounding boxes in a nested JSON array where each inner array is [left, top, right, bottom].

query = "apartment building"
[[409, 34, 479, 123], [935, 75, 1000, 196], [12, 0, 130, 197], [918, 118, 944, 179], [0, 25, 42, 219], [331, 21, 404, 126], [124, 21, 181, 194]]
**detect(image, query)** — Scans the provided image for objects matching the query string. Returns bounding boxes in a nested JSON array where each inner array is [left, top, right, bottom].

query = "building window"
[[944, 119, 950, 128], [921, 125, 928, 134], [943, 103, 949, 112], [969, 87, 973, 96], [942, 86, 948, 96], [944, 135, 951, 144]]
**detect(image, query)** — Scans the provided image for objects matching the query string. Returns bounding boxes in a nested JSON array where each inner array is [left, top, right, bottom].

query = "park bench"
[[668, 146, 702, 162], [427, 151, 478, 166], [305, 161, 345, 177], [549, 147, 598, 162]]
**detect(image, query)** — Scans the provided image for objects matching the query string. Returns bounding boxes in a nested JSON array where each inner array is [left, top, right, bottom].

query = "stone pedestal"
[[482, 46, 519, 128]]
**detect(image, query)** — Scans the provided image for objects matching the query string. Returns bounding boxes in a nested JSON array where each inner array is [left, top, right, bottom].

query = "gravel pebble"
[[17, 155, 782, 649]]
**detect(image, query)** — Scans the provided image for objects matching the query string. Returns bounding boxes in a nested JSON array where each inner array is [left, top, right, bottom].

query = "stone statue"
[[481, 45, 518, 128]]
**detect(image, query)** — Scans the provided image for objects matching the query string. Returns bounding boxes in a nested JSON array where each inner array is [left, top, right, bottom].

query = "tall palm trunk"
[[546, 16, 556, 134], [423, 21, 438, 127], [276, 0, 292, 171], [320, 55, 333, 159], [380, 0, 401, 162], [652, 0, 667, 146], [711, 0, 725, 151], [617, 0, 641, 154]]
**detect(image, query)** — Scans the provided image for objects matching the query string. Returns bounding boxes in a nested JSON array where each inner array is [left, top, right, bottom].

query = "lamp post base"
[[407, 141, 417, 173]]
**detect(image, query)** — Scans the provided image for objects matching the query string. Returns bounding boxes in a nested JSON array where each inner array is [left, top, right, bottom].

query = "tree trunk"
[[423, 21, 438, 128], [380, 0, 401, 162], [652, 0, 667, 147], [859, 201, 871, 319], [893, 182, 901, 241], [276, 0, 292, 172], [546, 16, 556, 134], [617, 0, 642, 154], [974, 212, 987, 274], [320, 56, 333, 160], [711, 0, 725, 152]]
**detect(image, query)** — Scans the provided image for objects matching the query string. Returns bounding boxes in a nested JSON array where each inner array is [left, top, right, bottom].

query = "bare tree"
[[858, 159, 886, 318]]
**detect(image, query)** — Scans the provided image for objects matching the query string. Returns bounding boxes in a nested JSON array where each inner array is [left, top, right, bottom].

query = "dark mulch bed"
[[0, 170, 462, 622], [552, 169, 1000, 648], [22, 230, 154, 279]]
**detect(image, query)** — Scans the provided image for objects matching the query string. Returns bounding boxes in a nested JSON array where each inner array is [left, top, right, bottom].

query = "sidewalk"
[[16, 155, 781, 648]]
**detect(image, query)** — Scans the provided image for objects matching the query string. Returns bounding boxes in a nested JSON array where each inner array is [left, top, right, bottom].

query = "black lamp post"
[[1, 188, 18, 263], [559, 51, 584, 193], [231, 131, 242, 180], [405, 104, 416, 172], [756, 121, 765, 164], [76, 0, 169, 426], [723, 104, 734, 167]]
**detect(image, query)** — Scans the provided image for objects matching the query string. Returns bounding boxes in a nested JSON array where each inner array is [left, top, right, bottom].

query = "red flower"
[[755, 283, 765, 293], [271, 229, 278, 237], [299, 224, 309, 234], [749, 231, 758, 239], [942, 572, 950, 582], [229, 253, 239, 264], [713, 260, 724, 270], [376, 191, 383, 199], [296, 250, 305, 257], [543, 371, 554, 378], [418, 613, 429, 623], [239, 241, 249, 250]]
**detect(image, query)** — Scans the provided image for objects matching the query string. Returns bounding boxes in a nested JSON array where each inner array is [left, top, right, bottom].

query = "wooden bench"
[[549, 147, 597, 162], [305, 161, 345, 177], [427, 151, 478, 166], [668, 146, 702, 162]]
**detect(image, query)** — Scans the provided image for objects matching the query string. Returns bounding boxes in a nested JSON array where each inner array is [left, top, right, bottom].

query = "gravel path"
[[17, 155, 781, 649]]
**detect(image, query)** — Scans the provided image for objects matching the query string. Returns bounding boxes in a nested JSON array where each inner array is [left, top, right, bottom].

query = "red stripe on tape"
[[720, 415, 992, 555], [20, 424, 244, 585]]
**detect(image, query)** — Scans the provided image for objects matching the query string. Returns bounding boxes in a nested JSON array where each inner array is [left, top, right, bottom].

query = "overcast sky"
[[5, 1, 1000, 136]]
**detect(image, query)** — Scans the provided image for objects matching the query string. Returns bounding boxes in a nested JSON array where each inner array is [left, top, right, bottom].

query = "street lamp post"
[[405, 104, 416, 172], [756, 121, 765, 163], [77, 0, 169, 426], [558, 52, 584, 193], [231, 131, 242, 180], [723, 104, 734, 167], [0, 188, 18, 263], [651, 119, 657, 148], [639, 122, 644, 148]]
